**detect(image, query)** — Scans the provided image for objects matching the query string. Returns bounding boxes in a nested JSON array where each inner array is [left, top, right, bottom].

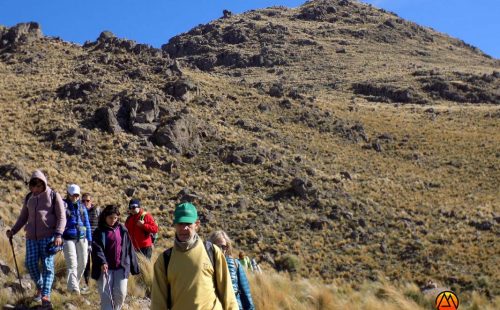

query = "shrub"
[[277, 254, 301, 273]]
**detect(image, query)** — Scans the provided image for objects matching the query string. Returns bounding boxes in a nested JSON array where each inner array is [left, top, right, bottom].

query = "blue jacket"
[[226, 256, 255, 310], [62, 199, 92, 241]]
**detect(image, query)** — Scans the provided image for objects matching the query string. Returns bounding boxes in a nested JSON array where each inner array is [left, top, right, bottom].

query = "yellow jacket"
[[151, 238, 238, 310]]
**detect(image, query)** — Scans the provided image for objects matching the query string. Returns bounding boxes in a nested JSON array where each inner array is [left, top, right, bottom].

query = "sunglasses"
[[82, 199, 91, 202], [219, 244, 228, 251], [28, 179, 43, 187]]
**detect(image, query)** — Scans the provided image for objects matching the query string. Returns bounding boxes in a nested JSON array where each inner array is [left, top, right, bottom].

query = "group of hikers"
[[6, 170, 259, 310]]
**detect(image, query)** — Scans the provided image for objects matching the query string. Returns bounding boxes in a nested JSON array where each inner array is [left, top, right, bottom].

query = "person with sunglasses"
[[209, 231, 255, 310], [62, 184, 92, 294], [82, 193, 100, 291], [6, 170, 66, 306], [125, 198, 158, 260]]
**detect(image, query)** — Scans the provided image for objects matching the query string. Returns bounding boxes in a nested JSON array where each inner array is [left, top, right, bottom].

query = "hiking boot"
[[33, 289, 42, 302], [41, 296, 52, 307]]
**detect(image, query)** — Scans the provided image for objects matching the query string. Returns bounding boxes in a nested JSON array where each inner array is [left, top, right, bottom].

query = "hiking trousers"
[[98, 268, 128, 310], [63, 238, 88, 293], [25, 237, 55, 297]]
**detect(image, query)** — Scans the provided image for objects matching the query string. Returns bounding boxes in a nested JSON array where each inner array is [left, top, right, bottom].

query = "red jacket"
[[125, 209, 158, 249]]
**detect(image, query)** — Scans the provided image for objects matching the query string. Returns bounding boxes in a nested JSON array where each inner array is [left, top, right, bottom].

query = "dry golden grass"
[[1, 233, 498, 309]]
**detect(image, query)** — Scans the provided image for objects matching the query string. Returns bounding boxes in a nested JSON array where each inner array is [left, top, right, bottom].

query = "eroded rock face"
[[94, 90, 163, 136], [151, 114, 202, 155], [83, 30, 160, 57], [352, 82, 427, 104], [420, 74, 500, 104], [57, 81, 100, 100], [0, 22, 42, 48], [164, 77, 198, 101]]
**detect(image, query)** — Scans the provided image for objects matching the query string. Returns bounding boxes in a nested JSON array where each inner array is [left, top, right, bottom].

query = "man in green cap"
[[151, 202, 238, 310]]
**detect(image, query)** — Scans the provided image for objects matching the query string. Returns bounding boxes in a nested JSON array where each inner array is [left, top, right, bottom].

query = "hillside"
[[0, 0, 499, 304]]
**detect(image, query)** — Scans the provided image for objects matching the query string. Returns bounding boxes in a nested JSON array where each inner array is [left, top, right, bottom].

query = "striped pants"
[[25, 237, 55, 297]]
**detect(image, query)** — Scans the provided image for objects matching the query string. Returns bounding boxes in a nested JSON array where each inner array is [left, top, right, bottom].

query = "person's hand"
[[136, 220, 145, 228], [101, 264, 108, 274], [54, 236, 63, 246], [6, 230, 13, 239]]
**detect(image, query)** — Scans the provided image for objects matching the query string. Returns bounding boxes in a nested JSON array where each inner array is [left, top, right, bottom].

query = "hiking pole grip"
[[9, 236, 23, 292]]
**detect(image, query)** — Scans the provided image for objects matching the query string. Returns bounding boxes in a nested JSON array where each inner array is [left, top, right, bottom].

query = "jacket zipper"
[[34, 195, 38, 240]]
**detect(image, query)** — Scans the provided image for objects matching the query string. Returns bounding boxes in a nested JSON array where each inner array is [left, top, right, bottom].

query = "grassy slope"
[[0, 0, 499, 307]]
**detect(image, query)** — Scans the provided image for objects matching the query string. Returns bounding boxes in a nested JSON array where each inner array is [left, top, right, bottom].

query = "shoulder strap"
[[77, 201, 85, 220], [204, 240, 216, 269], [51, 191, 57, 215], [163, 248, 173, 309], [24, 192, 32, 205], [140, 211, 147, 222], [204, 241, 220, 302]]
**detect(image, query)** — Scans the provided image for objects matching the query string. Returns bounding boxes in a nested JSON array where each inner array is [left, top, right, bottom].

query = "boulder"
[[222, 9, 233, 18], [94, 107, 122, 134], [310, 217, 329, 230], [0, 164, 30, 183], [94, 90, 162, 136], [56, 81, 99, 100], [269, 83, 284, 98], [151, 115, 202, 155], [291, 177, 316, 199], [164, 78, 198, 101], [0, 260, 12, 276]]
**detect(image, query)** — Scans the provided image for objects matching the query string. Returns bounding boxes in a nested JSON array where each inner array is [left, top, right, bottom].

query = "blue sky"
[[0, 0, 498, 58]]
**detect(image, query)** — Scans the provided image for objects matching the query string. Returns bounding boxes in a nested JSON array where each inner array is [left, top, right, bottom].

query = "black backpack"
[[162, 241, 218, 309]]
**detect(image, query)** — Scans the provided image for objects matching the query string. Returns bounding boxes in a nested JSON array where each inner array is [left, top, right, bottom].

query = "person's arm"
[[143, 213, 159, 234], [54, 193, 67, 236], [10, 201, 29, 235], [237, 262, 255, 310], [83, 207, 92, 242], [92, 229, 107, 266], [151, 254, 169, 310], [214, 248, 238, 310]]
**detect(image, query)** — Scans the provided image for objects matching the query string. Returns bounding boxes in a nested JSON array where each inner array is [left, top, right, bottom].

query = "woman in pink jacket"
[[6, 170, 66, 306]]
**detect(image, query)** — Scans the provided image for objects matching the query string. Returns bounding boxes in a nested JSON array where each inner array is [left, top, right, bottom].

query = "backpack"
[[140, 212, 158, 245], [163, 241, 218, 308]]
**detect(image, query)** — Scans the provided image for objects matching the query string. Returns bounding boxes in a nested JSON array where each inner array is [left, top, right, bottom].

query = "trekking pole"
[[9, 236, 24, 294], [104, 271, 115, 310]]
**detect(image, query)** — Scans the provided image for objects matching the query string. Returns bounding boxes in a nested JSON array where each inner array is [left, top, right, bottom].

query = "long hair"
[[208, 230, 233, 256], [98, 204, 121, 228]]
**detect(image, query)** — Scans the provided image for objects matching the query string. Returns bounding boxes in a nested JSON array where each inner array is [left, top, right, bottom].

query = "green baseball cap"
[[173, 202, 198, 224]]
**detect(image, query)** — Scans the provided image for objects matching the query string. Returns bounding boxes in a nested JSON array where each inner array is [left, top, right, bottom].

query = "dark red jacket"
[[125, 209, 158, 249]]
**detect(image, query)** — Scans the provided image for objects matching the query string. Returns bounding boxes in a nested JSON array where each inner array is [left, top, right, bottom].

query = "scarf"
[[174, 233, 199, 252]]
